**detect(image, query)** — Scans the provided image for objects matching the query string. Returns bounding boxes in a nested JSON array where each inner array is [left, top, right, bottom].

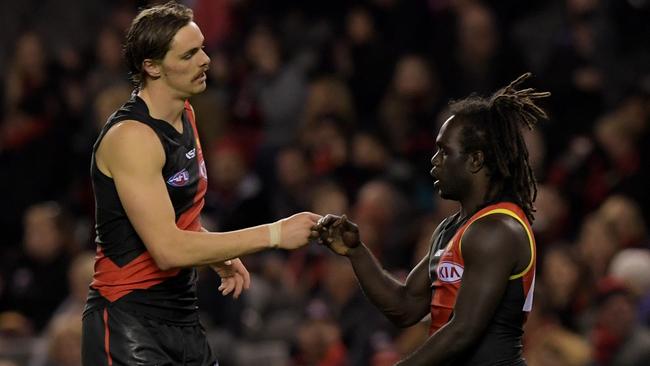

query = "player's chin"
[[187, 83, 207, 96], [438, 190, 459, 201]]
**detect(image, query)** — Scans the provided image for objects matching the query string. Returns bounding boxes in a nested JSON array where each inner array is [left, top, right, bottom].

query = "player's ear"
[[142, 59, 162, 80], [468, 150, 485, 173]]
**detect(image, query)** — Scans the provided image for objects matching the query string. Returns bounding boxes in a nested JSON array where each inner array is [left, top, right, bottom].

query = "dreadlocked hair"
[[448, 72, 550, 222]]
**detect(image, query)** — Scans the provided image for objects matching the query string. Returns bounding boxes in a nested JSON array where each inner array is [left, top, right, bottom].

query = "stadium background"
[[0, 0, 649, 365]]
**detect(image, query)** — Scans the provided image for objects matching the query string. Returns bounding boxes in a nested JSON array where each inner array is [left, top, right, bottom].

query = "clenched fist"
[[311, 214, 360, 256]]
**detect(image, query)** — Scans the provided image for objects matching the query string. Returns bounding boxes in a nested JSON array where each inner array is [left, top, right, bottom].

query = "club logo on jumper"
[[185, 148, 196, 159], [437, 262, 464, 283], [167, 169, 190, 187]]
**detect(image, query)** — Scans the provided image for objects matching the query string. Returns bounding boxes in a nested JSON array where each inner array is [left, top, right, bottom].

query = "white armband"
[[269, 221, 282, 248]]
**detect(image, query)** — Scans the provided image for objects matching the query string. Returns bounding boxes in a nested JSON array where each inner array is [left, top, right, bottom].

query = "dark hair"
[[123, 1, 193, 87], [449, 73, 550, 221]]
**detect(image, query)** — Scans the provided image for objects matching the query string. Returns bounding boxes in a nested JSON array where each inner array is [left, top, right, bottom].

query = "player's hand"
[[211, 258, 250, 299], [312, 214, 360, 256], [276, 212, 322, 250]]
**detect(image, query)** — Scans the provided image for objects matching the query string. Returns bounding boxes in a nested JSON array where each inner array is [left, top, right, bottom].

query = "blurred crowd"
[[1, 0, 650, 365]]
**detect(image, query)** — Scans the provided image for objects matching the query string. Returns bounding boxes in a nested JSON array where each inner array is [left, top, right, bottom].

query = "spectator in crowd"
[[0, 202, 75, 333], [591, 278, 650, 366]]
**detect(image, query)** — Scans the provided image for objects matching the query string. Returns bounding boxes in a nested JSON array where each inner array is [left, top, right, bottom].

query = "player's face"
[[159, 22, 210, 98], [430, 115, 472, 200]]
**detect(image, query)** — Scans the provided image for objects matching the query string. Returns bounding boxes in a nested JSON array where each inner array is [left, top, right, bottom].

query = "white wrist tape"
[[269, 221, 282, 248]]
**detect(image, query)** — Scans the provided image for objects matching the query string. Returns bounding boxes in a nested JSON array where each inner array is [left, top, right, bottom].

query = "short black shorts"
[[82, 306, 217, 366]]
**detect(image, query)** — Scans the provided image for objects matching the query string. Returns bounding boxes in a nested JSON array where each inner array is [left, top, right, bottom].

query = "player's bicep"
[[100, 122, 178, 261], [402, 256, 433, 322], [404, 222, 444, 317], [405, 256, 432, 299], [406, 220, 445, 296]]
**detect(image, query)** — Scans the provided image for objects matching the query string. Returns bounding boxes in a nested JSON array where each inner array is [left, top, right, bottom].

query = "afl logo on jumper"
[[437, 262, 464, 283], [167, 169, 190, 187], [185, 148, 196, 159]]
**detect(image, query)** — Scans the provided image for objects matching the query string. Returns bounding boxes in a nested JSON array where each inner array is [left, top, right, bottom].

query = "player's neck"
[[137, 84, 186, 126], [458, 179, 491, 219]]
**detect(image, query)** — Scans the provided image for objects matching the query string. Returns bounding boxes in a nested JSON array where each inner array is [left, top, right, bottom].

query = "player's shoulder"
[[99, 120, 164, 166], [471, 213, 527, 237], [101, 120, 160, 150], [461, 214, 528, 255], [105, 119, 157, 139]]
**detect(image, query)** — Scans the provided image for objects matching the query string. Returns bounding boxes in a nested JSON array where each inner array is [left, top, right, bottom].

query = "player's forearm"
[[348, 244, 419, 326], [152, 224, 272, 269]]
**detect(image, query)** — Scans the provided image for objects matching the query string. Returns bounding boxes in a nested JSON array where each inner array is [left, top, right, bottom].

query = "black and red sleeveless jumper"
[[84, 93, 208, 325], [428, 202, 537, 365]]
